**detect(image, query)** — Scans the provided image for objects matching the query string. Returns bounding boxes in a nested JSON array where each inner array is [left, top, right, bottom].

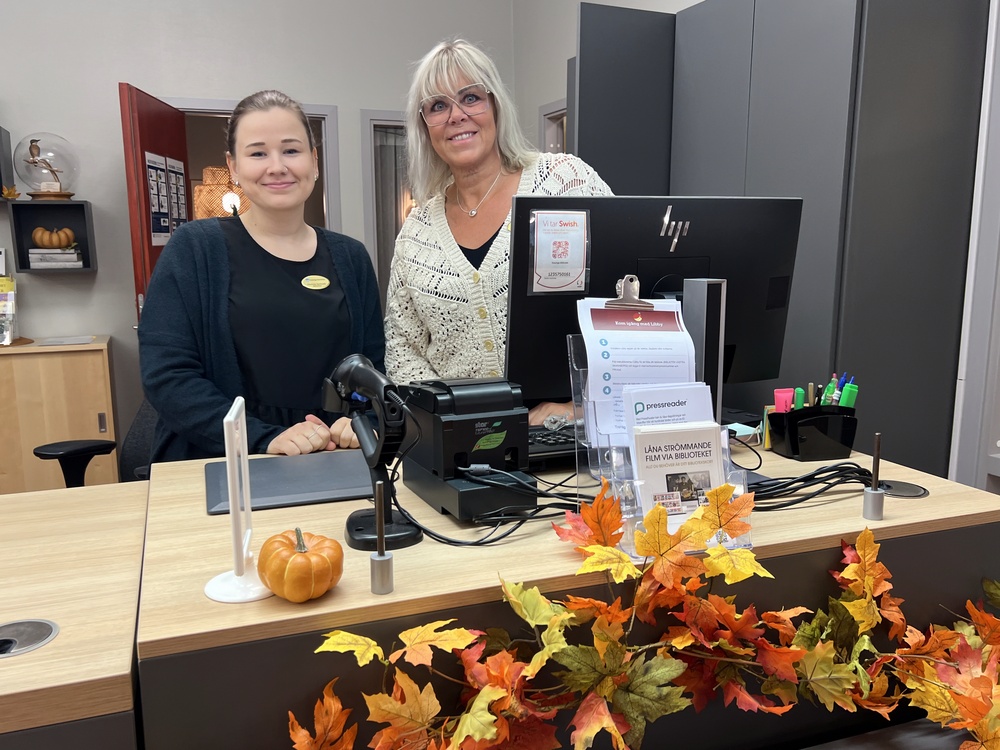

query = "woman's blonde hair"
[[406, 39, 536, 204]]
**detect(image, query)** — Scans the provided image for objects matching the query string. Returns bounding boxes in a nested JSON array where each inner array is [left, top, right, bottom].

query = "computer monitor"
[[505, 195, 803, 407]]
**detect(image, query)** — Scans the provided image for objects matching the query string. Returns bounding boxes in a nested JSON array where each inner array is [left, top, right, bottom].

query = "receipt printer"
[[402, 378, 536, 521]]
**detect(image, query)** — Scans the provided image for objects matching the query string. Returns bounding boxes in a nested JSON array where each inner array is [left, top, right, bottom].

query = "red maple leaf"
[[722, 681, 795, 715]]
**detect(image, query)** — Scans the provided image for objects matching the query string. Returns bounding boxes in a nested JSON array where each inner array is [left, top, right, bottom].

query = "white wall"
[[0, 0, 699, 435], [0, 0, 513, 428]]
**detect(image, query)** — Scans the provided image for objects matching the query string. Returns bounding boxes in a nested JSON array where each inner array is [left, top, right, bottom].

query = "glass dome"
[[13, 132, 80, 197]]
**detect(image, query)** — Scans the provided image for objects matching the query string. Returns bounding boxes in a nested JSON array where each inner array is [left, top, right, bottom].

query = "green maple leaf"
[[502, 579, 568, 627], [982, 577, 1000, 612], [797, 640, 858, 712], [451, 685, 507, 746], [553, 642, 627, 694], [611, 653, 690, 748], [825, 597, 861, 655], [792, 608, 828, 651], [761, 675, 799, 706]]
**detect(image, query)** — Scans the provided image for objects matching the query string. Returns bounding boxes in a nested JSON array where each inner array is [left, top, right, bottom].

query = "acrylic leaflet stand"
[[204, 396, 274, 603]]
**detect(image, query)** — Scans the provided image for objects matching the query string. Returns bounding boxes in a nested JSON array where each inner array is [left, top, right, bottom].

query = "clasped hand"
[[267, 414, 359, 455]]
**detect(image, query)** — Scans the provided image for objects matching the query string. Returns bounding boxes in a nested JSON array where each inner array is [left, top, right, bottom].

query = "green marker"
[[840, 382, 858, 408], [820, 375, 837, 405], [793, 387, 805, 409]]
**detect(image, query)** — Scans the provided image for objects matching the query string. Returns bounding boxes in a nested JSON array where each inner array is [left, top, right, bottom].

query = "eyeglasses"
[[419, 84, 492, 126]]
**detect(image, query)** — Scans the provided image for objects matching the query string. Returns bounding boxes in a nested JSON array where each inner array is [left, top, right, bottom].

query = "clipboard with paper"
[[575, 275, 697, 449]]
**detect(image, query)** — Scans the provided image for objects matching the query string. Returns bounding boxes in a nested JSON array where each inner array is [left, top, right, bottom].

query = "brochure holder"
[[767, 405, 858, 461]]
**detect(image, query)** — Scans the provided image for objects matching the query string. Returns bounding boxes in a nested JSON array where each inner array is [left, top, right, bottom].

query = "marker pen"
[[832, 372, 848, 404], [793, 387, 805, 410], [839, 382, 858, 408], [807, 382, 815, 406], [820, 375, 838, 405]]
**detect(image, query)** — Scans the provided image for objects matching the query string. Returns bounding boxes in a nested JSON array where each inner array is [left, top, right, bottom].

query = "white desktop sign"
[[204, 396, 273, 603]]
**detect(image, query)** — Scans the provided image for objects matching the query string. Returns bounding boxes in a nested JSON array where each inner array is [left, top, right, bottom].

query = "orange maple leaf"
[[960, 718, 1000, 749], [634, 505, 712, 588], [711, 594, 766, 646], [632, 573, 699, 626], [877, 592, 907, 642], [289, 678, 358, 750], [699, 484, 754, 540], [754, 638, 805, 682], [580, 480, 625, 548], [389, 619, 478, 666], [568, 691, 630, 750], [761, 607, 813, 647], [840, 528, 894, 599], [967, 601, 1000, 646], [850, 672, 899, 719]]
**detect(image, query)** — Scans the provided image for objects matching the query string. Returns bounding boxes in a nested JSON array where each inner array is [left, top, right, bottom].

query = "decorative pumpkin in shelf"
[[257, 528, 344, 603], [31, 226, 76, 249]]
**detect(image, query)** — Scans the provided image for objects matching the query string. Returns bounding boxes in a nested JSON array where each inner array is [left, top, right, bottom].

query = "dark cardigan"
[[138, 218, 385, 463]]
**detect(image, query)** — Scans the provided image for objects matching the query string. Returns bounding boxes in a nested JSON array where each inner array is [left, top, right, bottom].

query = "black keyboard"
[[527, 425, 578, 457]]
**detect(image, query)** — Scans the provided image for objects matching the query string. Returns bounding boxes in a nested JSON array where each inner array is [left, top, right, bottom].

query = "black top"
[[223, 217, 351, 427], [459, 227, 501, 270]]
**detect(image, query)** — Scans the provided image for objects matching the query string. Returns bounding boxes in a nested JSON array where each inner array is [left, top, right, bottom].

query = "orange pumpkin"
[[31, 226, 75, 249], [257, 528, 344, 603]]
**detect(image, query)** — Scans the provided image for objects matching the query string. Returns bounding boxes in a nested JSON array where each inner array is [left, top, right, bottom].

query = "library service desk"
[[136, 450, 1000, 750], [0, 481, 148, 750]]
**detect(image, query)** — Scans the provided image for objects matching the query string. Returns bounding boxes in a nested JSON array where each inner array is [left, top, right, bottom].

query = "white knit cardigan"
[[384, 152, 613, 385]]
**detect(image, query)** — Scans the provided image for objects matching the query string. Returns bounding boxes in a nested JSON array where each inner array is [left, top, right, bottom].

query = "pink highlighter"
[[774, 388, 795, 413]]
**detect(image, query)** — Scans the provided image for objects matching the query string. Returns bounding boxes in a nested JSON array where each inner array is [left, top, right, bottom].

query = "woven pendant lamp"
[[193, 166, 250, 218]]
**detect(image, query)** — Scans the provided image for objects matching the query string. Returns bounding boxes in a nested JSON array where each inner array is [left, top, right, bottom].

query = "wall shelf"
[[5, 199, 97, 272]]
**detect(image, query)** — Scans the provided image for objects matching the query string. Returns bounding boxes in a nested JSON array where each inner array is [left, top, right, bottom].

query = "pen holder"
[[767, 405, 857, 461]]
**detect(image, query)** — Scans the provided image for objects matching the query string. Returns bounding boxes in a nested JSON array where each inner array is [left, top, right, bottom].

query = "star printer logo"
[[659, 205, 690, 252]]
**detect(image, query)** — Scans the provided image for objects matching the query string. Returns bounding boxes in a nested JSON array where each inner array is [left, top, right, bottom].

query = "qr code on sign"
[[550, 240, 570, 259]]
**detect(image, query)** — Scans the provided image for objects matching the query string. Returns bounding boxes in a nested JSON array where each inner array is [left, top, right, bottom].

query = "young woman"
[[139, 90, 384, 462]]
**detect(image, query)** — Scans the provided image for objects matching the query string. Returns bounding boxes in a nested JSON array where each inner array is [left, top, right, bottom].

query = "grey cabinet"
[[571, 2, 675, 195], [671, 0, 988, 475]]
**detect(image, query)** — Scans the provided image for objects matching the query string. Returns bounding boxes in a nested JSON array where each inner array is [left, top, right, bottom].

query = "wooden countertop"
[[0, 334, 109, 356], [0, 481, 148, 734], [136, 449, 1000, 660]]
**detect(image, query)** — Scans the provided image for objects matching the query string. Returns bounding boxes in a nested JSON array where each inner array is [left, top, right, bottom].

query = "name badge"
[[301, 275, 330, 290]]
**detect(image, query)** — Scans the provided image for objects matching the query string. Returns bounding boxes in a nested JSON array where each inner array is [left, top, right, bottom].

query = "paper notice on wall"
[[166, 157, 187, 233], [146, 152, 170, 246], [577, 297, 696, 443]]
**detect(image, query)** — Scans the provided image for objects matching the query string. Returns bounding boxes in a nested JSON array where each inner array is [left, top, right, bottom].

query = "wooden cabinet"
[[0, 335, 117, 492]]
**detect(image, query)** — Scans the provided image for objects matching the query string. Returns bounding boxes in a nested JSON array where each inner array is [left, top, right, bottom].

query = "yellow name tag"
[[301, 275, 330, 290]]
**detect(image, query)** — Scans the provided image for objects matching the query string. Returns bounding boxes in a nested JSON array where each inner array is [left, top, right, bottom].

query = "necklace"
[[455, 168, 504, 217]]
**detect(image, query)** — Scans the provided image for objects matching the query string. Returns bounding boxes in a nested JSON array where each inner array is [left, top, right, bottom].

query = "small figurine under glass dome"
[[13, 132, 80, 200]]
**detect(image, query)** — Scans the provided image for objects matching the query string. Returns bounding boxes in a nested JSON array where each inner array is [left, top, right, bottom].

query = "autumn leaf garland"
[[290, 482, 1000, 750]]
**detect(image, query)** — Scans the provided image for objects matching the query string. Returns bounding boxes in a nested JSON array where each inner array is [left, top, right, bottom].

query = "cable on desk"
[[749, 462, 873, 511], [729, 435, 763, 472]]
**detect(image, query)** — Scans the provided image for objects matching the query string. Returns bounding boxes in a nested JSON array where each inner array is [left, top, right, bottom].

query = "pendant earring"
[[233, 178, 239, 186], [314, 174, 319, 181]]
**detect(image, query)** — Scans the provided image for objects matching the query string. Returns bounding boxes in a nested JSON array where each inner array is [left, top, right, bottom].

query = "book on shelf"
[[29, 259, 84, 269], [28, 251, 82, 262]]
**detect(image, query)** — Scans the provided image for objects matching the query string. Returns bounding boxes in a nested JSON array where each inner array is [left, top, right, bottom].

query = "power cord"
[[749, 462, 873, 511]]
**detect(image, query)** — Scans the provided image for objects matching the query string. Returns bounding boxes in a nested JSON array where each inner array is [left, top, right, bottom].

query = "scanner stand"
[[345, 462, 422, 551]]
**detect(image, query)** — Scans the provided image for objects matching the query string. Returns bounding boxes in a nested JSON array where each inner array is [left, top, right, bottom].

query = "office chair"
[[32, 398, 158, 487]]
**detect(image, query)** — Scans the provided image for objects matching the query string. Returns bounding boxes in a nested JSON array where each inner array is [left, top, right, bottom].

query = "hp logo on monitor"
[[659, 205, 690, 252]]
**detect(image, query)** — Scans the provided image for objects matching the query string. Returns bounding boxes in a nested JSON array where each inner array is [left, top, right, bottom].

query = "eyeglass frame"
[[418, 83, 493, 126]]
